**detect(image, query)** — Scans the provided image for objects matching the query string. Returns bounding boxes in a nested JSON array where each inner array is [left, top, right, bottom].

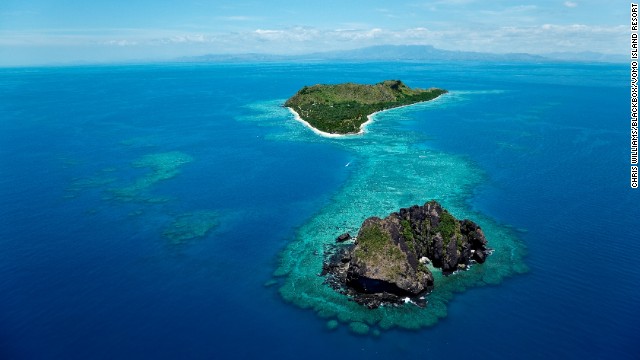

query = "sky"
[[0, 0, 629, 65]]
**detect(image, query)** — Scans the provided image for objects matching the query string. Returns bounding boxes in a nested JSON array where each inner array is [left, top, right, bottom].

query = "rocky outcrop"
[[322, 200, 490, 308], [335, 233, 352, 243]]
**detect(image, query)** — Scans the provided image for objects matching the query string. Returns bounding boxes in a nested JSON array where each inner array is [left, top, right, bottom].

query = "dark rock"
[[335, 232, 352, 243], [473, 249, 487, 263], [322, 200, 491, 308]]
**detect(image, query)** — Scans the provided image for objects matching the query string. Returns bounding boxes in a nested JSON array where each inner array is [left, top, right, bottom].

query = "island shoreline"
[[287, 107, 350, 138], [286, 92, 447, 138]]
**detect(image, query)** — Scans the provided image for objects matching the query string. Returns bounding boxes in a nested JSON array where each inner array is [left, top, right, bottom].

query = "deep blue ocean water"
[[0, 62, 637, 359]]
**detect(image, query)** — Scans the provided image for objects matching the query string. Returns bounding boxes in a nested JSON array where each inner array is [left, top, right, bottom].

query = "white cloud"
[[564, 1, 578, 8], [240, 24, 626, 55], [165, 34, 208, 43], [333, 28, 383, 41], [254, 29, 283, 36], [0, 23, 626, 61], [253, 27, 320, 42], [105, 39, 138, 46], [460, 24, 626, 54]]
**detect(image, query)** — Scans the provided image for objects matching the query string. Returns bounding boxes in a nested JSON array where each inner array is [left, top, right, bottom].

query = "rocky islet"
[[322, 200, 491, 308]]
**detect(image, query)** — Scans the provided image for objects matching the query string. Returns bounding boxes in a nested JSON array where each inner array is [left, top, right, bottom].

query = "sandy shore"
[[286, 93, 446, 138], [287, 107, 357, 138]]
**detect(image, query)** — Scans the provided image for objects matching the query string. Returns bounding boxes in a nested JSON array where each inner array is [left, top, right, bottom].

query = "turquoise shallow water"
[[0, 62, 637, 359], [255, 94, 528, 330]]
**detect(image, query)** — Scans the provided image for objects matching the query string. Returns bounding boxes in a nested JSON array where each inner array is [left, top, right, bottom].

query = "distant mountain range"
[[179, 45, 626, 63]]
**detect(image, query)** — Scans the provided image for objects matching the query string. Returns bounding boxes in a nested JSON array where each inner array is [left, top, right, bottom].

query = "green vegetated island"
[[284, 80, 447, 135]]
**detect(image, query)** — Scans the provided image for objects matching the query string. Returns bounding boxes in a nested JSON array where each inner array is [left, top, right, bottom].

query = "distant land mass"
[[285, 80, 447, 135], [178, 45, 625, 63]]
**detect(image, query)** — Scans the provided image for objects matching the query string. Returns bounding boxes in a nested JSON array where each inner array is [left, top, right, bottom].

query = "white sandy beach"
[[286, 107, 364, 138]]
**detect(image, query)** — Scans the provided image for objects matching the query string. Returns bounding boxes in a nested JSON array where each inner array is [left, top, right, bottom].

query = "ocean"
[[0, 62, 636, 359]]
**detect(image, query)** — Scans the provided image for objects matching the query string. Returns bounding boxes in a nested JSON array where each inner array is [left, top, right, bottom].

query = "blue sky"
[[0, 0, 628, 65]]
